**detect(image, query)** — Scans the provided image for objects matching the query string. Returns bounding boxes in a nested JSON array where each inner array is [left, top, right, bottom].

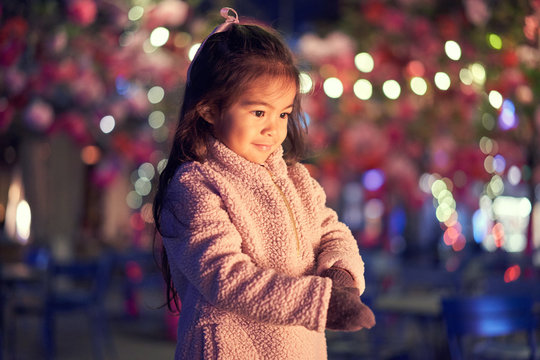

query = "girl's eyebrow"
[[240, 100, 294, 111]]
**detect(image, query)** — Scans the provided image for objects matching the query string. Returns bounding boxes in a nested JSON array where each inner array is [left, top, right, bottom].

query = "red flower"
[[0, 17, 28, 67], [67, 0, 98, 27]]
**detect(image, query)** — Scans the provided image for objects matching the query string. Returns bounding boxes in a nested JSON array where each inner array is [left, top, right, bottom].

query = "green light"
[[487, 33, 502, 50]]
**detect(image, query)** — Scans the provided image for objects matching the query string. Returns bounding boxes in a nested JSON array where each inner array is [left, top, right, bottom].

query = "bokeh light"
[[363, 169, 385, 191], [353, 79, 373, 100], [147, 86, 165, 104], [81, 145, 101, 165], [410, 77, 427, 95], [323, 77, 344, 98], [188, 43, 201, 61], [444, 40, 462, 60], [150, 27, 170, 47], [354, 52, 374, 73], [488, 90, 503, 109], [128, 6, 144, 21], [299, 72, 313, 94], [498, 99, 517, 130], [470, 63, 486, 85], [99, 115, 115, 134], [434, 72, 451, 90], [382, 80, 401, 99], [487, 33, 503, 50], [459, 68, 473, 85], [148, 110, 165, 129]]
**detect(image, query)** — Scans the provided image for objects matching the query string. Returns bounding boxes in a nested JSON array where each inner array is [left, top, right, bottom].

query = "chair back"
[[441, 295, 537, 360]]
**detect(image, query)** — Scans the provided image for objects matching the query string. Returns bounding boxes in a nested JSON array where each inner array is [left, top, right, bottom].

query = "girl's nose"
[[262, 114, 279, 136]]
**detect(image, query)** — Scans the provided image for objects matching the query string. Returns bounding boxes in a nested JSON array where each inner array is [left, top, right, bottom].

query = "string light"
[[382, 80, 401, 99], [353, 79, 372, 100], [323, 77, 344, 98]]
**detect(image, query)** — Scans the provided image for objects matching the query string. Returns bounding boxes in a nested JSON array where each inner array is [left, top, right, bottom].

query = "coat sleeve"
[[310, 176, 366, 294], [160, 167, 332, 332]]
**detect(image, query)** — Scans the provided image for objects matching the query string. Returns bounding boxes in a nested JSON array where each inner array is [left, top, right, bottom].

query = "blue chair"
[[441, 295, 537, 360], [43, 252, 115, 360], [9, 252, 115, 360]]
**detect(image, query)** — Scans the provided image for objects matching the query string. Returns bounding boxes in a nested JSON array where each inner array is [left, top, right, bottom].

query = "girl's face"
[[213, 77, 297, 164]]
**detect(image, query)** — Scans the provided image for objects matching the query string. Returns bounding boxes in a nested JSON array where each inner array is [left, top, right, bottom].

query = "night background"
[[1, 0, 539, 359]]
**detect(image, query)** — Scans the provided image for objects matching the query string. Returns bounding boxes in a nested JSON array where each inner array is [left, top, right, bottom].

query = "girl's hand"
[[321, 266, 376, 331], [320, 267, 356, 288], [325, 286, 376, 331]]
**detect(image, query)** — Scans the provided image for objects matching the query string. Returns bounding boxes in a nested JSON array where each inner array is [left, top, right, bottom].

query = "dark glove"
[[322, 267, 376, 331], [325, 286, 376, 331], [320, 267, 356, 288]]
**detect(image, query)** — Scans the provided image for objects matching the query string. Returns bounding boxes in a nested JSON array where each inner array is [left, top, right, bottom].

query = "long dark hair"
[[153, 23, 307, 311]]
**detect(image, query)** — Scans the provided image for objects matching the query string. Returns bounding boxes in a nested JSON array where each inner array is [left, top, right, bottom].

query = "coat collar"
[[207, 138, 288, 182]]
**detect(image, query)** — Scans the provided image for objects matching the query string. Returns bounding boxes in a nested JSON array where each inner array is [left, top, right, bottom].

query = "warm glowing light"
[[188, 43, 201, 61], [382, 80, 401, 99], [323, 77, 344, 99], [128, 6, 144, 21], [406, 61, 425, 77], [487, 33, 502, 50], [459, 68, 473, 85], [100, 115, 115, 134], [150, 27, 170, 47], [487, 175, 504, 197], [354, 52, 374, 73], [470, 63, 486, 85], [479, 136, 494, 154], [492, 222, 505, 247], [15, 200, 31, 243], [299, 72, 313, 94], [365, 198, 384, 219], [410, 77, 427, 95], [488, 90, 503, 109], [148, 111, 165, 129], [431, 179, 447, 198], [353, 79, 372, 100], [504, 265, 521, 282], [434, 72, 451, 90], [81, 145, 101, 165], [147, 86, 165, 104], [444, 40, 462, 61]]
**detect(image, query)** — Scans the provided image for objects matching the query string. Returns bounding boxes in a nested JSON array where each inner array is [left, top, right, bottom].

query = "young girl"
[[153, 8, 375, 359]]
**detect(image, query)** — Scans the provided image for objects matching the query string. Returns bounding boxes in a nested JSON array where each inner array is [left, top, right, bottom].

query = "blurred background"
[[1, 0, 539, 359]]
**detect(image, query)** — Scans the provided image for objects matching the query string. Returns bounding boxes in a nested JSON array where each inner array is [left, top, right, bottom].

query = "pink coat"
[[160, 140, 365, 359]]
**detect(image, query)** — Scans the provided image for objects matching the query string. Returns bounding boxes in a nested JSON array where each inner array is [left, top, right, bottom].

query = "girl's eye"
[[280, 113, 290, 120], [253, 110, 265, 117]]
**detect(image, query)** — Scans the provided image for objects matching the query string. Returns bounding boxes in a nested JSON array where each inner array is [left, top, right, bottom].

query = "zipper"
[[262, 166, 301, 255]]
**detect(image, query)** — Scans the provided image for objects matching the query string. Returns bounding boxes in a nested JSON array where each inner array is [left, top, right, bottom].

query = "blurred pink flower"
[[5, 67, 27, 95], [298, 32, 356, 65], [464, 0, 490, 26], [24, 99, 54, 132], [67, 0, 98, 27], [71, 70, 105, 105], [0, 17, 28, 67], [145, 0, 189, 28], [0, 100, 14, 132]]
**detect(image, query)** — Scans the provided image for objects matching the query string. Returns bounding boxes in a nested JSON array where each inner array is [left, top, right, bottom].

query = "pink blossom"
[[464, 0, 490, 26], [0, 17, 28, 67], [67, 0, 98, 27], [145, 0, 189, 28], [24, 99, 54, 132]]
